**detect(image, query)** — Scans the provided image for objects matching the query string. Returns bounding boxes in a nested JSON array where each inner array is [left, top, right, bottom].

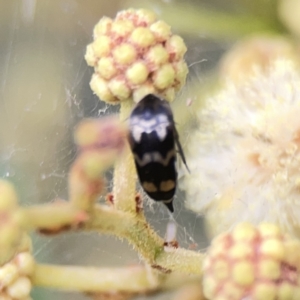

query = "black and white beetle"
[[128, 94, 188, 213]]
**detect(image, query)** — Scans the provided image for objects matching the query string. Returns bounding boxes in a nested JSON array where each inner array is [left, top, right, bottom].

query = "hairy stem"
[[113, 100, 137, 213], [21, 203, 87, 230], [86, 205, 203, 274], [32, 263, 201, 293]]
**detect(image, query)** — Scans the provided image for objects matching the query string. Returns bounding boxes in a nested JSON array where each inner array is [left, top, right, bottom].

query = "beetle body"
[[128, 94, 187, 212]]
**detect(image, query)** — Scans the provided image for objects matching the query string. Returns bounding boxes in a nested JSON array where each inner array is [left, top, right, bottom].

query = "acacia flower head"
[[0, 248, 35, 300], [0, 182, 34, 298], [203, 222, 300, 300], [85, 8, 188, 104], [183, 59, 300, 237]]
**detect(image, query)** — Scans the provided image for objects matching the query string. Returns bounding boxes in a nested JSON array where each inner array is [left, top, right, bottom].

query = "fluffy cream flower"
[[183, 59, 300, 237]]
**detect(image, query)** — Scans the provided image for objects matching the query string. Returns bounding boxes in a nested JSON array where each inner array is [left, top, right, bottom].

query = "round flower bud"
[[174, 60, 189, 89], [166, 35, 187, 61], [0, 263, 19, 287], [93, 17, 112, 37], [113, 44, 137, 65], [153, 63, 175, 90], [90, 74, 117, 103], [6, 276, 32, 299], [85, 8, 188, 104], [108, 77, 131, 100], [96, 57, 117, 80], [92, 36, 111, 57], [145, 45, 169, 70], [203, 222, 300, 300], [110, 20, 134, 38], [15, 252, 35, 276], [126, 62, 149, 85], [130, 27, 155, 48], [150, 21, 171, 42]]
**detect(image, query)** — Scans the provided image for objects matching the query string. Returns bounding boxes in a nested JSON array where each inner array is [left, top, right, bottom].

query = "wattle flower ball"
[[183, 60, 300, 238], [85, 8, 188, 104]]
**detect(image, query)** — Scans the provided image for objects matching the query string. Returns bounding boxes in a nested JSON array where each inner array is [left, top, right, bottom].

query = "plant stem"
[[21, 203, 86, 230], [32, 263, 201, 293], [86, 205, 203, 274], [20, 201, 202, 275], [113, 100, 137, 213]]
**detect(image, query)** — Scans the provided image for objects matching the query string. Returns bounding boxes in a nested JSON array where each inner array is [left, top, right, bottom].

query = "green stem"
[[113, 100, 137, 213], [21, 203, 86, 230], [86, 205, 203, 274], [32, 263, 201, 293]]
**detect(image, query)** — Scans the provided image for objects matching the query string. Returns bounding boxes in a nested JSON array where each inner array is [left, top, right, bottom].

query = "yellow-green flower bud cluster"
[[0, 250, 35, 300], [203, 223, 300, 300], [85, 8, 188, 104]]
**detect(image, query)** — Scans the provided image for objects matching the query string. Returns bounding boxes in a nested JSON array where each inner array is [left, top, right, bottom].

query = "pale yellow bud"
[[228, 243, 253, 259], [6, 276, 31, 299], [16, 252, 35, 276], [90, 75, 116, 104], [126, 62, 149, 85], [278, 282, 294, 299], [284, 240, 300, 267], [212, 259, 229, 280], [93, 17, 112, 37], [150, 20, 171, 42], [130, 27, 155, 48], [203, 277, 217, 299], [84, 44, 96, 67], [113, 44, 137, 65], [260, 239, 285, 260], [134, 9, 157, 25], [258, 259, 281, 280], [232, 261, 255, 286], [258, 223, 282, 238], [153, 63, 175, 89], [108, 77, 130, 100], [252, 283, 276, 300], [145, 45, 169, 69], [111, 20, 134, 38], [174, 60, 188, 89], [232, 222, 258, 242], [0, 263, 18, 287], [166, 35, 187, 60], [222, 282, 244, 299], [92, 36, 111, 57], [96, 57, 117, 80]]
